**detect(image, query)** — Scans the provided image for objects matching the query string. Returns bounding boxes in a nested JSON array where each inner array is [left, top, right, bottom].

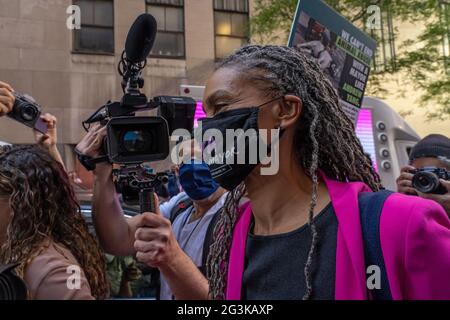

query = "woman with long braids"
[[130, 45, 450, 300], [0, 146, 109, 299]]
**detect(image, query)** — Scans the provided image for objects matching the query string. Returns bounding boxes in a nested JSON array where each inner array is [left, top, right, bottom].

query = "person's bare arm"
[[33, 113, 65, 170], [92, 163, 141, 256], [76, 125, 140, 256], [158, 246, 210, 300]]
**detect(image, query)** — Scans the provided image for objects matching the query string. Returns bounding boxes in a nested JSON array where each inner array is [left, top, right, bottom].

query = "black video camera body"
[[81, 14, 196, 213], [7, 93, 47, 134], [411, 167, 450, 195]]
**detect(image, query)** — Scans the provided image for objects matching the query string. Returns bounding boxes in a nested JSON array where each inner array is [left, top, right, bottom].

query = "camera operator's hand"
[[34, 113, 58, 149], [75, 123, 107, 158], [134, 195, 183, 269], [396, 165, 418, 195], [0, 81, 15, 116], [417, 179, 450, 217]]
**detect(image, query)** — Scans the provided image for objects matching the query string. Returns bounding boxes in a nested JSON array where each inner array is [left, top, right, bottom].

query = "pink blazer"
[[226, 175, 450, 300]]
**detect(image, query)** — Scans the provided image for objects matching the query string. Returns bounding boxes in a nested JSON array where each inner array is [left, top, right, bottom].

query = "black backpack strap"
[[0, 263, 27, 300], [170, 197, 194, 223], [199, 208, 223, 276], [358, 189, 394, 300]]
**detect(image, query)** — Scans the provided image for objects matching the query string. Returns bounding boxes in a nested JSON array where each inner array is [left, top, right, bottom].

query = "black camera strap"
[[75, 149, 109, 171]]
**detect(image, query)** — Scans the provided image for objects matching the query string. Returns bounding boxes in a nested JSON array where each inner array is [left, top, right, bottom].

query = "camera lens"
[[20, 104, 38, 122], [412, 171, 440, 194], [121, 130, 151, 153]]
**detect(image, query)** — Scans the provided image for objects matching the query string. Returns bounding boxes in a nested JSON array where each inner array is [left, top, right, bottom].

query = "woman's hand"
[[34, 113, 58, 149], [0, 81, 15, 116]]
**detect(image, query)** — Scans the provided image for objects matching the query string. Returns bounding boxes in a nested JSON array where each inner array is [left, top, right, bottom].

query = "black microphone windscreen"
[[125, 14, 157, 63]]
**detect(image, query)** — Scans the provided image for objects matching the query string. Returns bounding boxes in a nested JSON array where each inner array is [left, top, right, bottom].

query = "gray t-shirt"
[[242, 203, 337, 300], [159, 192, 228, 300]]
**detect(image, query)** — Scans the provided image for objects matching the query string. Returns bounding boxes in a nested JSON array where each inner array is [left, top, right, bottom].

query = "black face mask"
[[197, 97, 284, 191]]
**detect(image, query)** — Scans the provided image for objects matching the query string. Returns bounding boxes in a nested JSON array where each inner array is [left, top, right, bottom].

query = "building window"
[[368, 10, 396, 72], [214, 0, 249, 59], [73, 0, 115, 54], [146, 0, 185, 59]]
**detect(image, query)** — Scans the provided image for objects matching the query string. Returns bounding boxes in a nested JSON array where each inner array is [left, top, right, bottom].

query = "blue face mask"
[[179, 160, 219, 200]]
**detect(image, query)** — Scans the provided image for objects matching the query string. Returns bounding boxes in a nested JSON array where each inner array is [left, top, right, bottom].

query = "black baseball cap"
[[409, 134, 450, 162]]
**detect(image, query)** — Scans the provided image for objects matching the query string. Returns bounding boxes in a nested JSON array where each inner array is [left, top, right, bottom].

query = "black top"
[[242, 203, 338, 300]]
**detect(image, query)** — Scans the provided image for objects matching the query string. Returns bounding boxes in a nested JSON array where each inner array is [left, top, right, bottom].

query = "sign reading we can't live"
[[288, 0, 377, 123]]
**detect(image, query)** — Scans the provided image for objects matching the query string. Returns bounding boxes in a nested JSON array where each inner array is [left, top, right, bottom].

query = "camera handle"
[[139, 188, 156, 214]]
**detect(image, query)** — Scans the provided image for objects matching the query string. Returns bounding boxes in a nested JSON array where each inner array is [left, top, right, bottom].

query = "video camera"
[[412, 167, 449, 195], [82, 14, 196, 212]]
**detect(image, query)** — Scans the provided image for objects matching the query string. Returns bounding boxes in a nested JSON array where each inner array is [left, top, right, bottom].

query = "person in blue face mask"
[[154, 160, 227, 299], [178, 160, 220, 200]]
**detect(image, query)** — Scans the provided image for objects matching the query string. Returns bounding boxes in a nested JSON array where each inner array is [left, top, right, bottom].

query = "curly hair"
[[206, 45, 382, 300], [0, 145, 109, 299]]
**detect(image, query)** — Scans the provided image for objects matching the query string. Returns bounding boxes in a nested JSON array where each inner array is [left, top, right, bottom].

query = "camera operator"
[[76, 127, 227, 300], [397, 134, 450, 216]]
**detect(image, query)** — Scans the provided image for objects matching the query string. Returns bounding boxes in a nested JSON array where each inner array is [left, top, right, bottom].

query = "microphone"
[[83, 14, 158, 127], [125, 13, 157, 64]]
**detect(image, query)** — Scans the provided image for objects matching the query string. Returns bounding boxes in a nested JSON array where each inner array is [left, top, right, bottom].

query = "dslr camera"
[[7, 92, 47, 133], [412, 167, 450, 195]]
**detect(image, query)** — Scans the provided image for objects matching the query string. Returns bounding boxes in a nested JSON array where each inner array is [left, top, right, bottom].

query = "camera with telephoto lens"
[[7, 92, 47, 134], [411, 167, 450, 195]]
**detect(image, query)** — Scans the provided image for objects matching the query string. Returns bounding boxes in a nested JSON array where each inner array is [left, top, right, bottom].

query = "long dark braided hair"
[[206, 45, 382, 300], [0, 145, 109, 299]]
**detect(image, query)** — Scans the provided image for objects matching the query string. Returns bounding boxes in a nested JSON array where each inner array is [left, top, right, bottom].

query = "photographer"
[[76, 128, 227, 300], [0, 81, 64, 168], [0, 81, 109, 300], [397, 134, 450, 216]]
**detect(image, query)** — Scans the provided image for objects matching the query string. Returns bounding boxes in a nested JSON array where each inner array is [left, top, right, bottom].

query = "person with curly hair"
[[0, 146, 109, 299]]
